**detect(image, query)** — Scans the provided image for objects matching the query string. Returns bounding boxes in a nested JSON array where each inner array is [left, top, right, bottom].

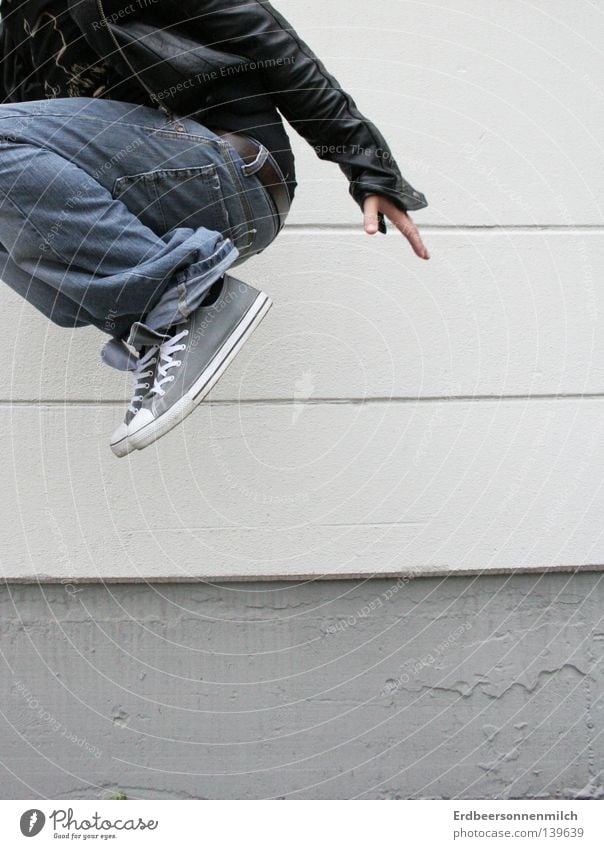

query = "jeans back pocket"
[[112, 163, 232, 238]]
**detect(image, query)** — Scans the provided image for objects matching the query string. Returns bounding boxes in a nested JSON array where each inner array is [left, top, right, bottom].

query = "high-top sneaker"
[[102, 328, 168, 457], [127, 274, 272, 451]]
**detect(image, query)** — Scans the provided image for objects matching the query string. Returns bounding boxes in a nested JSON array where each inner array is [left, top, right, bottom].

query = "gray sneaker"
[[128, 274, 272, 451], [106, 336, 160, 457]]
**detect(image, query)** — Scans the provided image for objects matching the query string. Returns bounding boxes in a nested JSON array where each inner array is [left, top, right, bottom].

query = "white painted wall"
[[2, 0, 603, 580]]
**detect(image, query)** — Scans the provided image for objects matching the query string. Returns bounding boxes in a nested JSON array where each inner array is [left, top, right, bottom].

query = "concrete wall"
[[2, 572, 604, 800], [1, 0, 603, 798]]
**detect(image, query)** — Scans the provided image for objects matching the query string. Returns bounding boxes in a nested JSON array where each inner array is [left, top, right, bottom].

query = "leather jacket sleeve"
[[0, 20, 7, 103], [179, 0, 428, 214]]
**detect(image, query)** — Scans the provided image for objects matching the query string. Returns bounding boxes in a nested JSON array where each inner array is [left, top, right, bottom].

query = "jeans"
[[0, 97, 280, 340]]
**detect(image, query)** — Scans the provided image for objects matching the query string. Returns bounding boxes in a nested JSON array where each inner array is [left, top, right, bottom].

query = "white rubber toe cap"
[[127, 407, 155, 437], [110, 421, 133, 458]]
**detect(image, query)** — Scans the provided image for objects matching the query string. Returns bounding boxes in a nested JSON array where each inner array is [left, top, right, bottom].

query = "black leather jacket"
[[5, 0, 429, 215]]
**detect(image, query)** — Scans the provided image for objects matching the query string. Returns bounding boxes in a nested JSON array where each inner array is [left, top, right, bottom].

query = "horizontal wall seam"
[[283, 224, 604, 233], [3, 394, 604, 407]]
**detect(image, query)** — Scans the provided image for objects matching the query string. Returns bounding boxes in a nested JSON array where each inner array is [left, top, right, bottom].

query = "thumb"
[[363, 196, 380, 235]]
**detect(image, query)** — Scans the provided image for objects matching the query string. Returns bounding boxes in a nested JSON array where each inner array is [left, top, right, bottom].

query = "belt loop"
[[241, 144, 269, 176]]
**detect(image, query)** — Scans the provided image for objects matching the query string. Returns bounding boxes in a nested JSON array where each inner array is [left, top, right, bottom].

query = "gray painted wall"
[[2, 571, 603, 800], [3, 0, 604, 583]]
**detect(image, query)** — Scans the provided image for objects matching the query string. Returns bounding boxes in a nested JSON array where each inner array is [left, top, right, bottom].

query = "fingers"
[[363, 195, 380, 235], [395, 212, 430, 260], [363, 195, 430, 260]]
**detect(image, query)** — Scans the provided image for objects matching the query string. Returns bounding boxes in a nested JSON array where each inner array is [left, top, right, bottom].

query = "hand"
[[363, 194, 430, 260]]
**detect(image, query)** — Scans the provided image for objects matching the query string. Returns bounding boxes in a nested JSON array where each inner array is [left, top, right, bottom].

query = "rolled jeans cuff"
[[142, 237, 240, 332]]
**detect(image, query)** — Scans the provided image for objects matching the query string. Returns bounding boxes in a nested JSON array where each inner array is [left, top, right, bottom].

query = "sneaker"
[[103, 331, 162, 457], [127, 274, 272, 451]]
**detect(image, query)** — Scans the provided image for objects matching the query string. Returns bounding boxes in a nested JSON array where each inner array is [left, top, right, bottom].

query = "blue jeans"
[[0, 97, 280, 340]]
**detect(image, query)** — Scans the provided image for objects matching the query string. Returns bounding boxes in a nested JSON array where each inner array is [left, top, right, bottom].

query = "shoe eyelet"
[[175, 360, 181, 367]]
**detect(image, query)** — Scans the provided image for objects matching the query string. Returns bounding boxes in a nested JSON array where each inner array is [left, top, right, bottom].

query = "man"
[[0, 0, 429, 456]]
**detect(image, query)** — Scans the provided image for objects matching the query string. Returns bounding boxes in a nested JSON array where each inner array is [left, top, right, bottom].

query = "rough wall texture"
[[1, 572, 603, 800]]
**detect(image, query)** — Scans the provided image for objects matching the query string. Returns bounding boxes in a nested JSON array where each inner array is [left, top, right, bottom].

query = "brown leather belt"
[[212, 128, 291, 233]]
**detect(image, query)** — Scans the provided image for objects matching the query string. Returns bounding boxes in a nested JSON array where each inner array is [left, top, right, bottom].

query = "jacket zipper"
[[95, 0, 175, 121]]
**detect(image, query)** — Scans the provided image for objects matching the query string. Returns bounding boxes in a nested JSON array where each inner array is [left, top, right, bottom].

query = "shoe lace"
[[128, 346, 158, 414], [150, 329, 189, 397]]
